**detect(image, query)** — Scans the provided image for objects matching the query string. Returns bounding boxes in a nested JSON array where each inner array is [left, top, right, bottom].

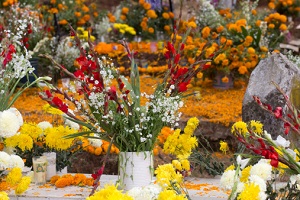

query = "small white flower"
[[88, 138, 103, 148], [38, 121, 53, 130], [275, 135, 290, 148], [236, 155, 250, 169]]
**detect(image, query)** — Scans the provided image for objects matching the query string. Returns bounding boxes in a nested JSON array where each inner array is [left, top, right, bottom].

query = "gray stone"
[[242, 53, 300, 139]]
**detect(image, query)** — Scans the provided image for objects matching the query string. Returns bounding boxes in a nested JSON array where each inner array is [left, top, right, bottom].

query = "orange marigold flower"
[[121, 7, 129, 14], [82, 5, 89, 12], [73, 174, 86, 185], [279, 15, 287, 23], [238, 66, 248, 74], [49, 8, 58, 14], [164, 25, 170, 31], [50, 175, 60, 185], [77, 18, 86, 26], [139, 0, 145, 4], [201, 26, 210, 39], [268, 23, 275, 29], [216, 25, 224, 33], [58, 19, 68, 25], [140, 21, 147, 29], [109, 15, 116, 23], [50, 0, 56, 4], [147, 10, 157, 18], [260, 46, 268, 52], [169, 12, 174, 18], [93, 12, 98, 17], [94, 147, 103, 155], [143, 2, 151, 10], [255, 20, 261, 27], [247, 47, 255, 54], [268, 2, 275, 9], [162, 12, 170, 19], [251, 10, 257, 15], [55, 177, 72, 188], [120, 14, 126, 21], [221, 76, 229, 83], [74, 12, 81, 17], [148, 27, 154, 33], [83, 14, 90, 21], [279, 23, 287, 31], [187, 21, 197, 28]]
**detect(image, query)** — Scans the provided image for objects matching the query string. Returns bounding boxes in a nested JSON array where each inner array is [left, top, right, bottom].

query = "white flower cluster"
[[195, 0, 223, 28], [88, 138, 103, 148], [220, 158, 273, 200], [127, 184, 162, 200], [95, 17, 111, 40], [0, 108, 23, 138], [54, 37, 81, 72], [0, 151, 24, 171]]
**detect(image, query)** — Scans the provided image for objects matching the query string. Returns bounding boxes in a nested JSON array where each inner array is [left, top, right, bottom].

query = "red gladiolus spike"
[[274, 107, 283, 118], [270, 159, 278, 167], [164, 51, 171, 59], [180, 43, 185, 51], [125, 90, 130, 94], [45, 90, 53, 98], [174, 54, 180, 64], [178, 82, 189, 92], [167, 42, 176, 55], [91, 165, 104, 180], [119, 83, 124, 90], [52, 97, 68, 113], [265, 104, 272, 111], [70, 30, 76, 36], [203, 63, 211, 70], [258, 138, 266, 148], [284, 122, 290, 135]]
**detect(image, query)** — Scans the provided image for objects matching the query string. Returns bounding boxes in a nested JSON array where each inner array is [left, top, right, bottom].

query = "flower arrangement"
[[268, 0, 300, 18], [86, 117, 199, 199], [189, 0, 290, 82], [4, 119, 83, 172], [221, 82, 300, 199], [105, 0, 174, 41]]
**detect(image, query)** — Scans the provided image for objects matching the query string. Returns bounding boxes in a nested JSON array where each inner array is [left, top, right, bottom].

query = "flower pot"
[[119, 151, 154, 190], [42, 152, 56, 181], [213, 72, 233, 89]]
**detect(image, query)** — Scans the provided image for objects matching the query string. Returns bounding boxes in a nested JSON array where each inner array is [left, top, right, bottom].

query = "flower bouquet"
[[39, 23, 206, 191], [221, 82, 300, 199]]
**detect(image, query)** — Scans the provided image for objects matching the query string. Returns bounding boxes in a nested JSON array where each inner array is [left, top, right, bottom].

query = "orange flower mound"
[[51, 174, 94, 188]]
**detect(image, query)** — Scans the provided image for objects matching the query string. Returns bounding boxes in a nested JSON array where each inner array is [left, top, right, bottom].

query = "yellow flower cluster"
[[111, 23, 136, 35], [155, 163, 183, 188], [50, 174, 94, 188], [0, 192, 9, 200], [237, 183, 260, 200], [231, 120, 264, 136], [75, 27, 96, 42], [86, 184, 133, 200], [163, 117, 199, 159], [158, 188, 188, 200], [3, 167, 31, 195], [44, 125, 78, 150]]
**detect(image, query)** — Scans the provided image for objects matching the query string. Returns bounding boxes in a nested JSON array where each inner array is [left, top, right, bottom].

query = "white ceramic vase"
[[119, 151, 153, 190]]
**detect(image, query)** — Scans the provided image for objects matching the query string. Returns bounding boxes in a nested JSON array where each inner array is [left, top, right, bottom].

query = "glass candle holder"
[[32, 156, 47, 185]]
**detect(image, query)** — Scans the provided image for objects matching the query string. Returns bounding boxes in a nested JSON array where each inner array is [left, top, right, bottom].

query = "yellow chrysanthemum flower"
[[237, 183, 260, 200], [20, 122, 43, 140], [231, 121, 248, 136], [180, 159, 190, 171], [158, 189, 188, 200], [172, 159, 182, 171], [6, 167, 22, 185], [42, 104, 64, 115], [15, 176, 31, 195], [86, 184, 133, 200], [155, 164, 183, 188], [249, 120, 263, 135], [0, 191, 9, 200], [219, 141, 229, 154], [240, 166, 252, 182]]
